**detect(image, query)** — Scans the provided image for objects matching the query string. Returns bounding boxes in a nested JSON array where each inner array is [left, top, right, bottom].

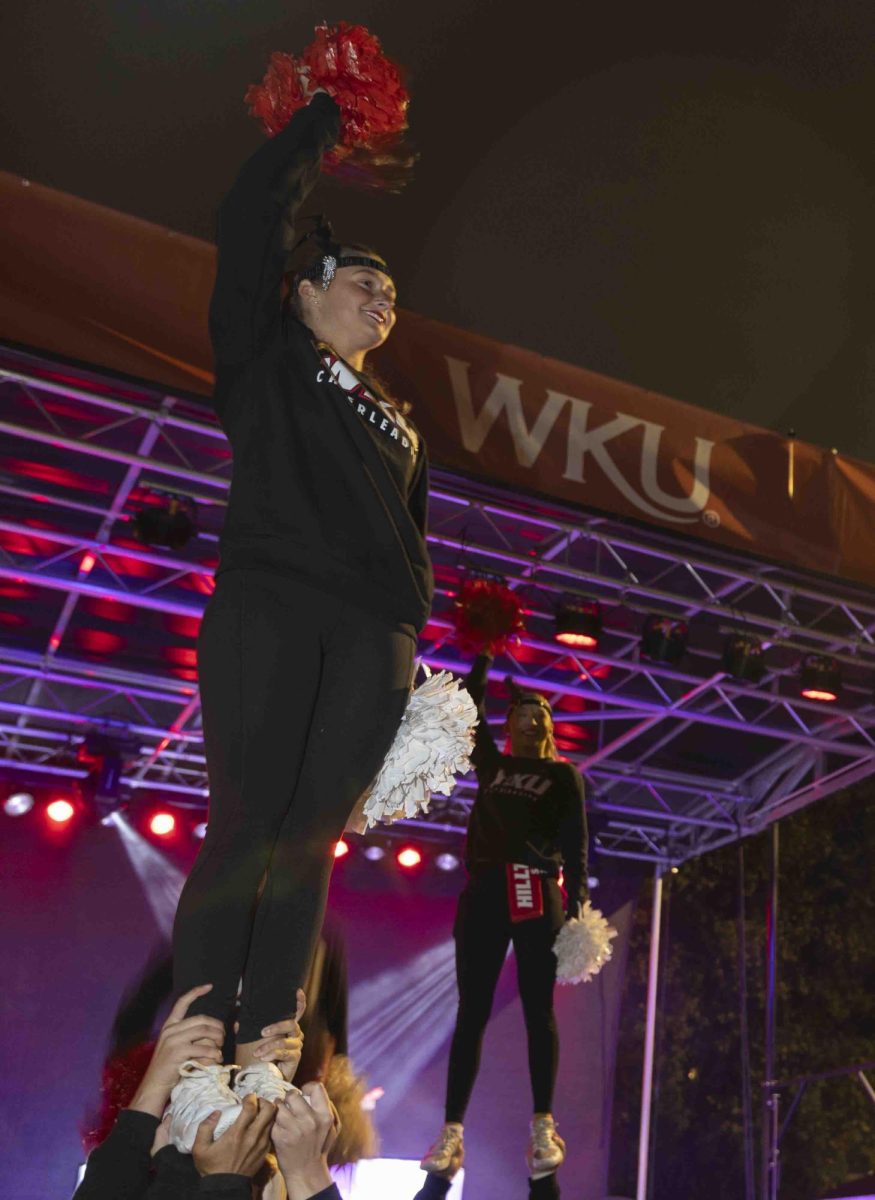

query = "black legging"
[[445, 867, 564, 1122], [173, 569, 415, 1043]]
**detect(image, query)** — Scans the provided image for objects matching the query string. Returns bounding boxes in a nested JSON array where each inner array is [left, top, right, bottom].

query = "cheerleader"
[[168, 84, 433, 1147], [421, 651, 587, 1179]]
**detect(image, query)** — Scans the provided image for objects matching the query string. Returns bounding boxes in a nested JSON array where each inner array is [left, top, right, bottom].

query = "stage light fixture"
[[149, 811, 176, 836], [799, 654, 841, 702], [193, 822, 208, 840], [397, 846, 422, 869], [132, 495, 196, 551], [554, 599, 602, 649], [334, 839, 350, 858], [640, 614, 688, 665], [435, 852, 460, 872], [4, 791, 35, 817], [722, 633, 766, 684], [46, 798, 75, 824], [362, 844, 385, 862]]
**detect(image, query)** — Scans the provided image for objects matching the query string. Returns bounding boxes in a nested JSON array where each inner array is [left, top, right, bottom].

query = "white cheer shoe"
[[167, 1060, 242, 1153], [233, 1060, 299, 1105]]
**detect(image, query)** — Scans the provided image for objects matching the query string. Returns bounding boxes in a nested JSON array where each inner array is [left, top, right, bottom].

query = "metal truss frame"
[[2, 343, 875, 865]]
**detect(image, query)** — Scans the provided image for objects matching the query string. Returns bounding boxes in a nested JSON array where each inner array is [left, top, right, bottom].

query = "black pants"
[[445, 867, 564, 1122], [173, 570, 415, 1042]]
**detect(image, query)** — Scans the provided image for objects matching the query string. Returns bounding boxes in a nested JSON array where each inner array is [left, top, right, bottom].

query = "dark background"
[[3, 1, 874, 456]]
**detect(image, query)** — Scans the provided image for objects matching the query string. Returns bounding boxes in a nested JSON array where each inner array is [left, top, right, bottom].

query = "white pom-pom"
[[362, 664, 478, 828], [553, 902, 618, 985]]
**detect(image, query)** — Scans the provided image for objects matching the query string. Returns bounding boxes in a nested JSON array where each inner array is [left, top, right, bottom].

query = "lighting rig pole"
[[761, 824, 780, 1200], [636, 864, 665, 1200]]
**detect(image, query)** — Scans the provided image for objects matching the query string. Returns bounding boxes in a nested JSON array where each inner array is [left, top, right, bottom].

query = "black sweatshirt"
[[208, 93, 433, 633], [464, 655, 588, 918], [73, 1110, 249, 1200], [72, 1108, 342, 1200]]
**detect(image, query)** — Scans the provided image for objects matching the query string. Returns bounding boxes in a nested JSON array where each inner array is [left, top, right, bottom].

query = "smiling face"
[[506, 699, 555, 760], [296, 262, 397, 368]]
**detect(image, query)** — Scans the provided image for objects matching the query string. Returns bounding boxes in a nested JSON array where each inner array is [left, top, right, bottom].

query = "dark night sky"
[[3, 1, 874, 456]]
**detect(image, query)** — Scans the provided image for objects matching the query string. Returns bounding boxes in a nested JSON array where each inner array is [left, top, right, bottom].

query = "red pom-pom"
[[81, 1041, 156, 1152], [244, 52, 307, 137], [246, 23, 413, 190], [452, 578, 526, 658]]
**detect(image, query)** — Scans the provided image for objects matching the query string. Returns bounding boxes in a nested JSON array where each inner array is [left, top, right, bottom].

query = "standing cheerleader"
[[169, 68, 434, 1145], [421, 651, 588, 1180]]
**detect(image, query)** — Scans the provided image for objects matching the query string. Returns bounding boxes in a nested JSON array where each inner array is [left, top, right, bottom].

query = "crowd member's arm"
[[74, 985, 225, 1200], [465, 651, 502, 774], [72, 1109, 160, 1200], [209, 92, 341, 370], [558, 767, 589, 919], [190, 1095, 277, 1197], [272, 1083, 342, 1200]]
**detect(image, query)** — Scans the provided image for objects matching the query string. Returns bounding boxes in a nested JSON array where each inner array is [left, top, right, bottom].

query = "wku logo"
[[446, 357, 716, 524]]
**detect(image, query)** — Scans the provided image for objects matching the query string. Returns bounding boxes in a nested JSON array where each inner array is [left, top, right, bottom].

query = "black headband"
[[504, 676, 553, 716], [299, 252, 393, 291], [292, 214, 392, 291]]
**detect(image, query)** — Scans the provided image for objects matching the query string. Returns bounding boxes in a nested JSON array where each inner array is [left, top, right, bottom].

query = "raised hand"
[[237, 988, 307, 1081], [192, 1094, 276, 1177], [129, 984, 226, 1119], [271, 1082, 339, 1200]]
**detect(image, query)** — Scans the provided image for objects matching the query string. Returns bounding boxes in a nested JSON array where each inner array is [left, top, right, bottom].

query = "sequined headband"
[[299, 252, 394, 292]]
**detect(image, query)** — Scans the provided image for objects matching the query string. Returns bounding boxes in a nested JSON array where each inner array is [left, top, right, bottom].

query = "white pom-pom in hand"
[[361, 664, 478, 828], [553, 902, 618, 985]]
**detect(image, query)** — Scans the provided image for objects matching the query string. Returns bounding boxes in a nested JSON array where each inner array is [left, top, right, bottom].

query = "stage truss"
[[2, 342, 875, 866]]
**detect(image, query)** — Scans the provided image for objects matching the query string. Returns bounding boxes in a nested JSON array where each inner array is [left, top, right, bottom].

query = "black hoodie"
[[208, 92, 433, 633], [463, 654, 589, 918]]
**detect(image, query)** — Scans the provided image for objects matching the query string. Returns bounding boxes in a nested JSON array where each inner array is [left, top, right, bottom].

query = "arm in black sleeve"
[[196, 1177, 254, 1198], [465, 652, 502, 774], [146, 1144, 198, 1199], [209, 92, 341, 367], [73, 1109, 159, 1200], [558, 766, 588, 918], [407, 444, 429, 539]]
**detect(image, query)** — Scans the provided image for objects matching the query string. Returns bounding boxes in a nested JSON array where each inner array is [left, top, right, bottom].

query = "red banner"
[[2, 171, 874, 589]]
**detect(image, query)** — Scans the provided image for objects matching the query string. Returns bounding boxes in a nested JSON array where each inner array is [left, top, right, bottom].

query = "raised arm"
[[558, 767, 589, 919], [465, 652, 502, 774], [72, 1110, 158, 1200], [209, 92, 341, 368]]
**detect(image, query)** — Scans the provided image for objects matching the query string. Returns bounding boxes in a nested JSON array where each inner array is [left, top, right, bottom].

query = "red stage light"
[[46, 798, 75, 824], [555, 631, 599, 648], [334, 839, 350, 858], [799, 655, 841, 702], [397, 846, 422, 869], [554, 600, 602, 650], [149, 812, 176, 836], [80, 553, 97, 575]]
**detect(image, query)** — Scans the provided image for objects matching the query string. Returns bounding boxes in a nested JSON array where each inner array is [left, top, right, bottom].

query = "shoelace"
[[234, 1064, 295, 1103], [531, 1122, 560, 1154], [432, 1127, 462, 1155], [172, 1063, 238, 1123]]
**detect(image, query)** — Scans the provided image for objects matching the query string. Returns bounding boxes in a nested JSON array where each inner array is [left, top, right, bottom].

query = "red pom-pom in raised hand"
[[452, 578, 526, 658], [245, 52, 307, 137], [245, 23, 413, 189]]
